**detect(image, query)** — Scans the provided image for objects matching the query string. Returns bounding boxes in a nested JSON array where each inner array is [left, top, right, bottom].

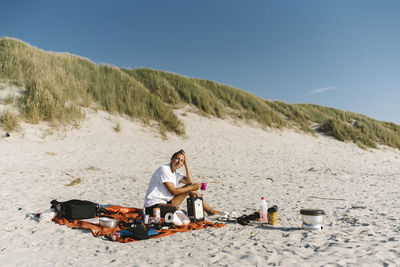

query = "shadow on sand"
[[255, 224, 302, 232]]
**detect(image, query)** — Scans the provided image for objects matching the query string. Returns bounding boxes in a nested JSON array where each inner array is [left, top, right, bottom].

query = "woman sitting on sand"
[[144, 149, 221, 217]]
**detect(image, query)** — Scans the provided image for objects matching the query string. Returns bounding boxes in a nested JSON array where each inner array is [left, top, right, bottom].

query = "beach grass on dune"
[[1, 37, 400, 149], [0, 109, 19, 132], [296, 104, 400, 149], [124, 68, 287, 128], [0, 37, 183, 136]]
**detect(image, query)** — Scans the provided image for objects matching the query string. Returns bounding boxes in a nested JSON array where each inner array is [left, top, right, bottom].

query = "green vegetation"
[[124, 68, 286, 128], [295, 104, 400, 149], [1, 37, 399, 149], [0, 37, 182, 135], [265, 101, 314, 134]]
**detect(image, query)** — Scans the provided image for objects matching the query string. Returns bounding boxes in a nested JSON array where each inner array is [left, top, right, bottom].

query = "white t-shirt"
[[144, 164, 185, 207]]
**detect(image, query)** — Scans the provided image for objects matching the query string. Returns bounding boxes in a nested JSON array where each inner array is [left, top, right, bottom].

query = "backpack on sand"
[[51, 199, 98, 220]]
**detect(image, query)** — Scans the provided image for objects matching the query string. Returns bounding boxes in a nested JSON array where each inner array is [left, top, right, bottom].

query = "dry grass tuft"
[[0, 110, 20, 132], [113, 123, 121, 132], [65, 178, 82, 186]]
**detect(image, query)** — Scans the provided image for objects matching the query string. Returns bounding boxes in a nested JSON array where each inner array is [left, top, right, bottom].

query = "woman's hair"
[[171, 149, 185, 160]]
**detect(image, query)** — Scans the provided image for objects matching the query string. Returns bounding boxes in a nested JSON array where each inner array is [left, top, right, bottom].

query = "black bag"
[[126, 223, 159, 240], [129, 224, 151, 240], [51, 199, 98, 220]]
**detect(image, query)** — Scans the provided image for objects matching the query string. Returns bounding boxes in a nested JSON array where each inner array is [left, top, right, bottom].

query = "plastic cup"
[[201, 182, 207, 190]]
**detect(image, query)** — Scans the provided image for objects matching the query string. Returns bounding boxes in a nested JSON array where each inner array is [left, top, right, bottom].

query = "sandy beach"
[[1, 109, 400, 266]]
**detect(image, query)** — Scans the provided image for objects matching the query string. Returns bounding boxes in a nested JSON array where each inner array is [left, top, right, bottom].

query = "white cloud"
[[307, 86, 335, 95]]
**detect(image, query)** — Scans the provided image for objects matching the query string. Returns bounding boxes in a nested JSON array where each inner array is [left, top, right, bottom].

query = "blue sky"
[[1, 0, 399, 124]]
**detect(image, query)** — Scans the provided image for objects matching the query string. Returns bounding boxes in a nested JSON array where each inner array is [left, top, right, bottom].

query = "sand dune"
[[1, 109, 399, 266]]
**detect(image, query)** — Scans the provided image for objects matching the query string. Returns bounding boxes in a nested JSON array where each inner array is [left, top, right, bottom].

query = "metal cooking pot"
[[300, 209, 325, 230], [99, 217, 118, 228]]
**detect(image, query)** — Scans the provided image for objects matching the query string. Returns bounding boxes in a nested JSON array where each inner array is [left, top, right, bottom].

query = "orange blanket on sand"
[[53, 205, 226, 243]]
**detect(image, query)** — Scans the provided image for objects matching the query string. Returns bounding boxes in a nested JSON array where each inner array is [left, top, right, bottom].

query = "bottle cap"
[[261, 197, 264, 200]]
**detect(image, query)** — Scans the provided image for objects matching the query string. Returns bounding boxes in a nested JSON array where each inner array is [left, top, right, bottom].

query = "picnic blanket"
[[53, 205, 226, 243]]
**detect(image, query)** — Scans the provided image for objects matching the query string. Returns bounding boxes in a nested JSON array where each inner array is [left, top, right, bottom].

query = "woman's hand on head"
[[180, 150, 188, 165]]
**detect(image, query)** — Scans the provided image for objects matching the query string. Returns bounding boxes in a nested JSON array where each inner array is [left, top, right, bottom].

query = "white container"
[[175, 210, 190, 225], [260, 197, 268, 222]]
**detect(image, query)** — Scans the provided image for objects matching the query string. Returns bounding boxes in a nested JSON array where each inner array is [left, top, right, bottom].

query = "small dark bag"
[[51, 199, 98, 220], [127, 224, 160, 240], [128, 224, 151, 240], [123, 219, 160, 240]]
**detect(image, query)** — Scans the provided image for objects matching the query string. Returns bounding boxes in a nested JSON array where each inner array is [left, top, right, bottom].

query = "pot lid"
[[300, 209, 325, 215]]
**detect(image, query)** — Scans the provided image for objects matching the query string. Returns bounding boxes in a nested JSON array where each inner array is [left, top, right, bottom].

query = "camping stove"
[[302, 223, 324, 230], [300, 209, 325, 230]]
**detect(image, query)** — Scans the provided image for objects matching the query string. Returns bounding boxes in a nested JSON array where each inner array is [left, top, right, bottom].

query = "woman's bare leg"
[[170, 185, 192, 208], [189, 192, 222, 215], [169, 186, 222, 216]]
